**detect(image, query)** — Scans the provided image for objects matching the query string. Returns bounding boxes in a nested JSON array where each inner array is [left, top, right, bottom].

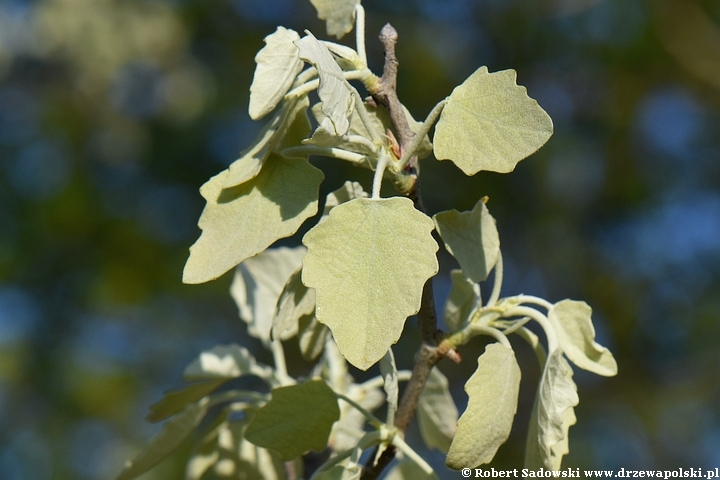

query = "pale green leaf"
[[446, 343, 521, 469], [385, 457, 439, 480], [225, 95, 311, 189], [322, 181, 368, 219], [230, 246, 306, 344], [380, 348, 399, 423], [433, 199, 500, 283], [249, 27, 304, 120], [298, 314, 330, 361], [524, 350, 579, 470], [322, 41, 363, 70], [434, 66, 553, 175], [183, 344, 274, 384], [245, 379, 341, 460], [309, 0, 360, 39], [549, 300, 618, 377], [329, 382, 384, 452], [183, 155, 323, 284], [310, 102, 432, 159], [295, 32, 354, 135], [272, 266, 316, 340], [117, 399, 208, 480], [417, 367, 458, 454], [444, 270, 480, 332], [302, 197, 439, 370], [147, 380, 224, 423], [312, 464, 362, 480], [303, 116, 346, 149]]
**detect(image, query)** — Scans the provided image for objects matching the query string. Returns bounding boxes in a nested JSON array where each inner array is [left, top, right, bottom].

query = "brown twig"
[[360, 24, 448, 480]]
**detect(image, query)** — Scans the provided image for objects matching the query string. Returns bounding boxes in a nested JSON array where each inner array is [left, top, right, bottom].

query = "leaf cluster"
[[117, 1, 616, 479]]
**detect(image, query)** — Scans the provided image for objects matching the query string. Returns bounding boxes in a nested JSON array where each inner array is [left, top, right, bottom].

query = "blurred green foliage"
[[1, 0, 719, 478]]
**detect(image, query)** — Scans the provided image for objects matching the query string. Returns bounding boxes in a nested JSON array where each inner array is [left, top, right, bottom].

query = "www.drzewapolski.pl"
[[461, 468, 720, 479]]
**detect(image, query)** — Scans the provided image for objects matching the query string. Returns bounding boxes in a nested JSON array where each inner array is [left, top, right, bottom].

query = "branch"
[[360, 25, 447, 480]]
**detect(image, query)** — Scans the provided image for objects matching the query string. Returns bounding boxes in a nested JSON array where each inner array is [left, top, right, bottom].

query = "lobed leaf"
[[444, 270, 480, 332], [295, 32, 354, 135], [230, 246, 307, 344], [433, 199, 500, 283], [225, 95, 311, 189], [182, 155, 323, 284], [249, 27, 304, 120], [312, 464, 362, 480], [524, 350, 579, 470], [417, 367, 458, 454], [301, 197, 438, 370], [446, 343, 521, 469], [245, 379, 340, 460], [116, 399, 208, 480], [434, 66, 553, 175], [549, 300, 618, 377], [309, 0, 360, 39]]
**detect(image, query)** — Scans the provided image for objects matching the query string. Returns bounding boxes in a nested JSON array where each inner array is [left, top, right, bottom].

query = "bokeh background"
[[1, 0, 719, 478]]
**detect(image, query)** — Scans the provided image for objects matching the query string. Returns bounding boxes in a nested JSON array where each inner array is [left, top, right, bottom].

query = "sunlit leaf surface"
[[302, 197, 438, 370], [434, 66, 553, 175], [249, 27, 304, 120], [183, 155, 323, 284], [309, 0, 360, 39], [524, 350, 579, 470], [446, 343, 520, 469], [434, 199, 500, 283], [549, 300, 618, 377]]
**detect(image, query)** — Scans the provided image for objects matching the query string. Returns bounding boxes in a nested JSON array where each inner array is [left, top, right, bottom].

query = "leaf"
[[310, 102, 432, 159], [444, 270, 480, 332], [245, 379, 341, 460], [322, 41, 363, 70], [117, 399, 208, 480], [249, 27, 305, 120], [302, 197, 439, 370], [147, 380, 224, 423], [446, 343, 521, 469], [549, 300, 618, 377], [225, 95, 311, 189], [229, 246, 307, 344], [433, 66, 553, 175], [309, 0, 360, 39], [524, 350, 579, 470], [183, 344, 275, 384], [417, 367, 458, 454], [312, 464, 362, 480], [298, 314, 330, 361], [183, 155, 323, 284], [272, 265, 316, 340], [322, 181, 368, 219], [433, 199, 500, 283], [295, 32, 354, 135], [379, 348, 399, 423], [185, 432, 219, 480]]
